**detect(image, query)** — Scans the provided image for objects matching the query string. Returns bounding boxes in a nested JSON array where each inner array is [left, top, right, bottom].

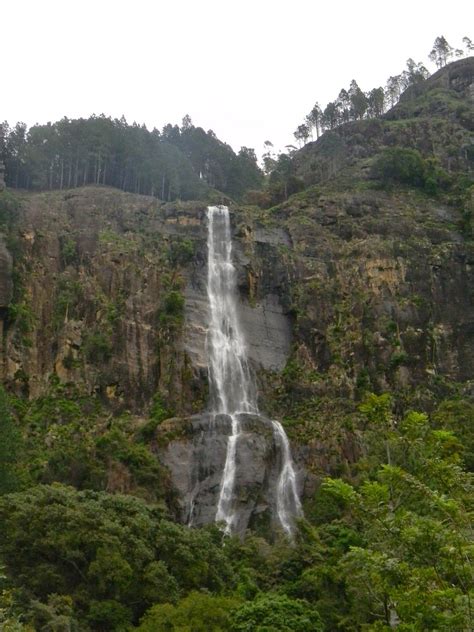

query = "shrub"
[[371, 148, 425, 187], [83, 330, 112, 364], [159, 290, 185, 329], [230, 593, 323, 632]]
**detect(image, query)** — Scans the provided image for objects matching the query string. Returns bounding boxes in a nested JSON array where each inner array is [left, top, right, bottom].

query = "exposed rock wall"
[[0, 189, 293, 414], [1, 183, 473, 524], [157, 412, 303, 537]]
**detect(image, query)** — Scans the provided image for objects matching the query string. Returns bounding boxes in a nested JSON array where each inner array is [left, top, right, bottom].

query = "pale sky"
[[3, 0, 472, 156]]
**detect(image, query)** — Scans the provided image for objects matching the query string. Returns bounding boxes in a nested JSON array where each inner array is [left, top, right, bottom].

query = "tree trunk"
[[59, 158, 64, 190]]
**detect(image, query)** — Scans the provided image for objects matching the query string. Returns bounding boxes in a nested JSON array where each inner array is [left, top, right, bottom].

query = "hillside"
[[293, 57, 473, 187], [0, 57, 473, 630]]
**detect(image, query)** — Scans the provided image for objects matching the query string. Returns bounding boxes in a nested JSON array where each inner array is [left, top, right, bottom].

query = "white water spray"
[[206, 206, 302, 536]]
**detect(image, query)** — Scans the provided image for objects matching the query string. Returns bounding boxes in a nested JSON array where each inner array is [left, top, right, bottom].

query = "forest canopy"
[[0, 115, 263, 201]]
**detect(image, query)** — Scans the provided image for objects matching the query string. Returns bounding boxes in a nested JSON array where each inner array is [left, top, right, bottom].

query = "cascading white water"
[[206, 205, 302, 536]]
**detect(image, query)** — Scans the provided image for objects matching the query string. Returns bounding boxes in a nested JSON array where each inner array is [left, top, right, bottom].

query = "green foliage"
[[10, 383, 167, 498], [0, 584, 33, 631], [139, 393, 173, 441], [0, 485, 234, 629], [159, 290, 185, 329], [59, 235, 78, 267], [137, 592, 240, 632], [1, 115, 262, 201], [53, 278, 84, 326], [371, 148, 426, 187], [7, 300, 36, 339], [319, 406, 474, 630], [371, 147, 453, 196], [0, 386, 21, 494], [433, 398, 474, 470], [28, 594, 80, 632], [0, 190, 20, 228], [167, 237, 195, 267], [230, 593, 323, 632], [82, 329, 112, 364]]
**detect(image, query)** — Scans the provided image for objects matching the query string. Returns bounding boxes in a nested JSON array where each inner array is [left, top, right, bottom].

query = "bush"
[[167, 237, 195, 267], [159, 290, 185, 329], [230, 593, 323, 632], [137, 592, 240, 632], [371, 148, 426, 187], [83, 330, 112, 364]]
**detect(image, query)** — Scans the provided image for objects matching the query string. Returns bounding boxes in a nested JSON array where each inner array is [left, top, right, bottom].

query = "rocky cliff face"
[[0, 59, 472, 529], [0, 188, 298, 531], [157, 412, 300, 536], [0, 188, 292, 412], [1, 180, 472, 522]]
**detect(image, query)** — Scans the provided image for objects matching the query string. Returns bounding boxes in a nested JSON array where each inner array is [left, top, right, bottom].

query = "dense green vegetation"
[[0, 385, 473, 630], [0, 115, 262, 201]]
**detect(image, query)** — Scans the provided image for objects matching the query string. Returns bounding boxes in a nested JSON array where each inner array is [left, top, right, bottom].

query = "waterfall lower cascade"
[[206, 205, 302, 536]]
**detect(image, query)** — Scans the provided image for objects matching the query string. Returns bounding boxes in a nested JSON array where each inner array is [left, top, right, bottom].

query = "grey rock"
[[158, 412, 303, 537], [239, 295, 292, 371]]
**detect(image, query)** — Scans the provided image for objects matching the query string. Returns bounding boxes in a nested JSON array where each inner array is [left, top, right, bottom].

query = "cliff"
[[0, 58, 472, 531]]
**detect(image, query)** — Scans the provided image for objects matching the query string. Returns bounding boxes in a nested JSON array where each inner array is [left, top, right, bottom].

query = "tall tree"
[[349, 80, 368, 120], [321, 102, 340, 130], [429, 36, 454, 68], [337, 89, 351, 123], [308, 103, 323, 139], [463, 36, 474, 53], [367, 87, 385, 117], [293, 124, 310, 147], [385, 75, 402, 108], [401, 58, 430, 90]]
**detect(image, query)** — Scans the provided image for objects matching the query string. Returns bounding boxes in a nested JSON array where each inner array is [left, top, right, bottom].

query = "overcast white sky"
[[3, 0, 472, 156]]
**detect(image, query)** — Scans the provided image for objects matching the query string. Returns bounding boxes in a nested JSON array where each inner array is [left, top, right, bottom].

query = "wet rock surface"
[[157, 412, 303, 537]]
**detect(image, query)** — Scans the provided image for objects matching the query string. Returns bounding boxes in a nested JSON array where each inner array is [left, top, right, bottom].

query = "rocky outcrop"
[[1, 189, 293, 413], [184, 218, 293, 376], [1, 173, 473, 526], [157, 412, 303, 537]]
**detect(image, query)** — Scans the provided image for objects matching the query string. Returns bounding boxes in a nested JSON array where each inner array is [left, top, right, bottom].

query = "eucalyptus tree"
[[429, 36, 454, 68]]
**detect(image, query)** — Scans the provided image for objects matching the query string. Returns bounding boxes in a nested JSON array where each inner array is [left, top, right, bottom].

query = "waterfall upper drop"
[[206, 205, 302, 536]]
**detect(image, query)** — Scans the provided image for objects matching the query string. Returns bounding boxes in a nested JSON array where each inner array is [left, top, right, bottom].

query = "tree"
[[180, 114, 193, 131], [321, 101, 340, 130], [385, 75, 402, 108], [308, 103, 322, 139], [401, 58, 430, 90], [463, 36, 474, 53], [322, 408, 474, 631], [262, 140, 277, 175], [230, 593, 323, 632], [349, 80, 368, 120], [137, 592, 240, 632], [371, 147, 426, 187], [429, 36, 454, 68], [293, 124, 310, 147], [0, 486, 235, 629], [337, 89, 351, 123], [367, 87, 385, 118]]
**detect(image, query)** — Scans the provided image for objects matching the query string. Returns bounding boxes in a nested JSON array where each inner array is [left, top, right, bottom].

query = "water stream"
[[206, 205, 302, 536]]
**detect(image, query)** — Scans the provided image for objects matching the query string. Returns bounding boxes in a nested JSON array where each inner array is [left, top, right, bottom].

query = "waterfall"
[[206, 205, 302, 536]]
